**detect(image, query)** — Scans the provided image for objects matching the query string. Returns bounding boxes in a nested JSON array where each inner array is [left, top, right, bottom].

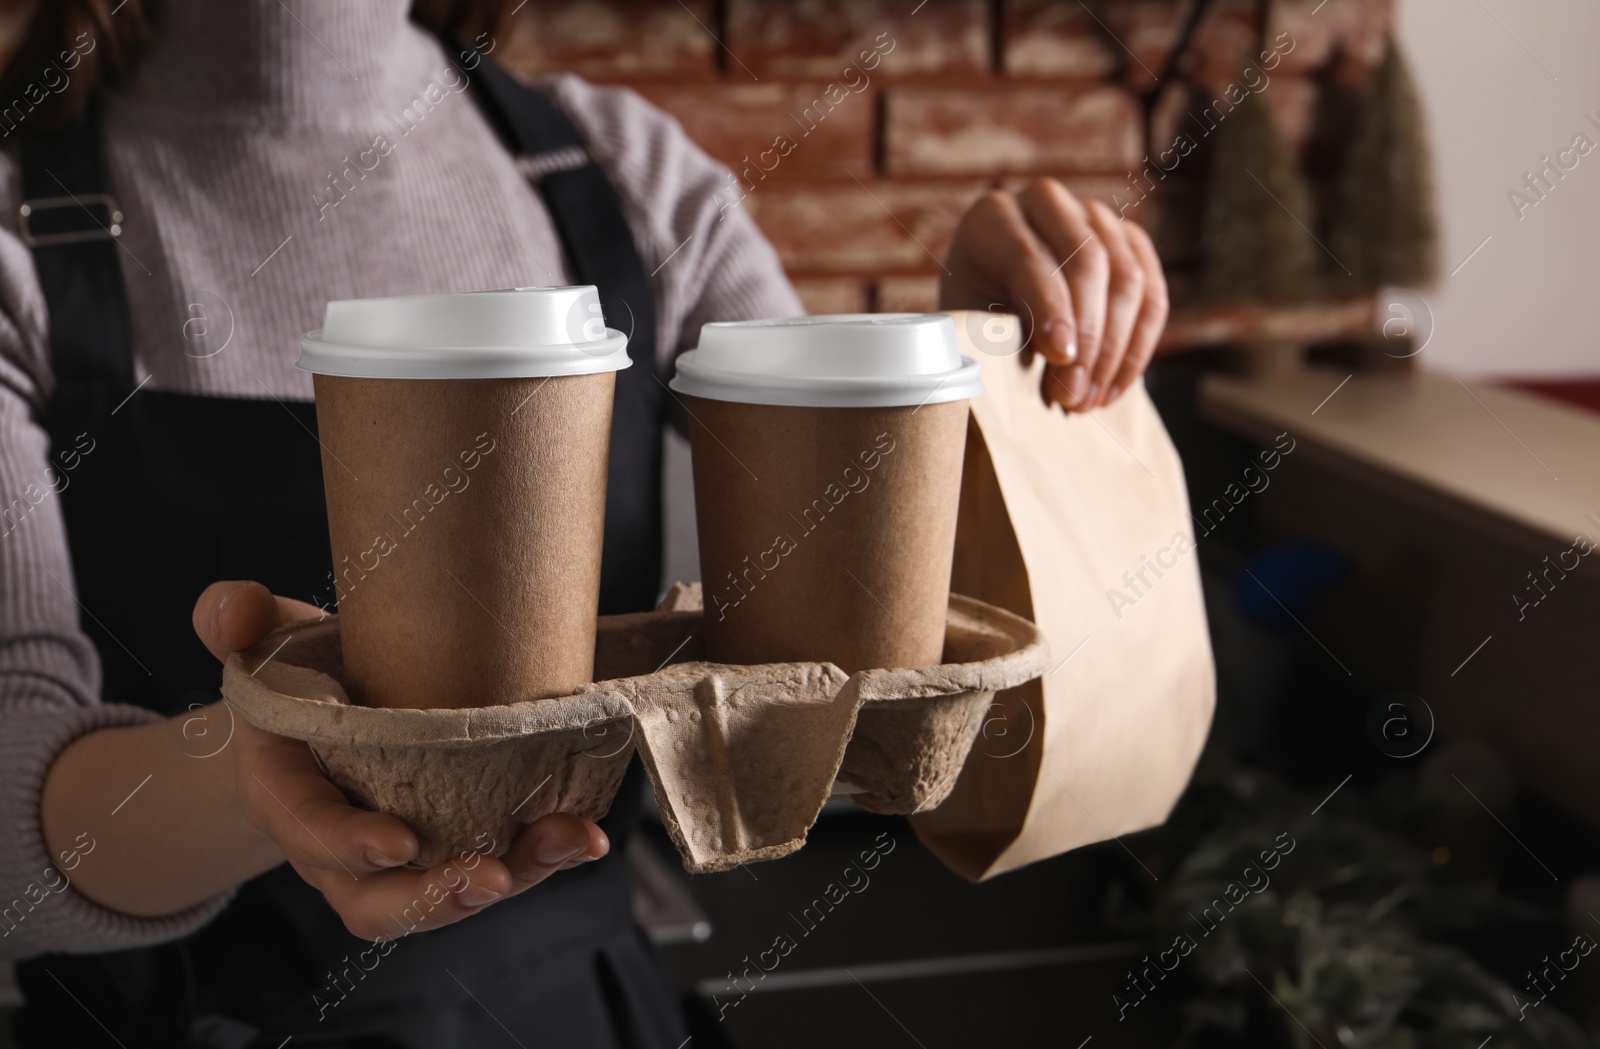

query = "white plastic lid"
[[669, 313, 981, 408], [297, 286, 631, 379]]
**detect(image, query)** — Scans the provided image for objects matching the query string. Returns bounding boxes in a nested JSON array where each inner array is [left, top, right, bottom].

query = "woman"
[[0, 1, 1169, 1045]]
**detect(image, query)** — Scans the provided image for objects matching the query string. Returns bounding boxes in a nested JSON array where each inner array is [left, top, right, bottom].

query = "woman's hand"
[[192, 581, 610, 941], [941, 178, 1169, 413]]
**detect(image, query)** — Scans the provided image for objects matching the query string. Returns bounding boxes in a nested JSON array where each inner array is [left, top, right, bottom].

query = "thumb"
[[192, 580, 326, 662]]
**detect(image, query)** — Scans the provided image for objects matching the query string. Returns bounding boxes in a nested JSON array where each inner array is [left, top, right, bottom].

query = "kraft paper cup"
[[669, 314, 981, 673], [298, 287, 630, 709]]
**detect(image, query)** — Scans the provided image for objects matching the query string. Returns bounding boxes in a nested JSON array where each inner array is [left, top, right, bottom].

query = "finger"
[[305, 852, 517, 942], [193, 580, 326, 662], [950, 191, 1077, 367], [239, 727, 419, 873], [1016, 179, 1107, 372], [503, 813, 609, 891], [1042, 363, 1091, 413], [1082, 201, 1146, 408], [1108, 220, 1169, 404]]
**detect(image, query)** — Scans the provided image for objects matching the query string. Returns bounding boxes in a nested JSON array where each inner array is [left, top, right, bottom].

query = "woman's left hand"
[[940, 178, 1169, 413]]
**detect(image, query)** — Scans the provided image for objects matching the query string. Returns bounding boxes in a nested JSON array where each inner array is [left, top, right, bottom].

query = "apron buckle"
[[18, 192, 124, 247]]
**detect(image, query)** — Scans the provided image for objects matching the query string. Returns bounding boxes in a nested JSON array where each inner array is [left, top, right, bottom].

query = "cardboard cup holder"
[[221, 583, 1049, 873]]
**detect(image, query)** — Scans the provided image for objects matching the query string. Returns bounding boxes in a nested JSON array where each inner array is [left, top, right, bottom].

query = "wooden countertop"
[[1198, 367, 1600, 547]]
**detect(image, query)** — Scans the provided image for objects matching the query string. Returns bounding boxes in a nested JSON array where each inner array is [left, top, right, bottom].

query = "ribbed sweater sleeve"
[[0, 159, 235, 959]]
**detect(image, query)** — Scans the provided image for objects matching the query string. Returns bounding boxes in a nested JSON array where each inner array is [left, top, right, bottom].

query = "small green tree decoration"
[[1199, 67, 1323, 303], [1327, 38, 1440, 292]]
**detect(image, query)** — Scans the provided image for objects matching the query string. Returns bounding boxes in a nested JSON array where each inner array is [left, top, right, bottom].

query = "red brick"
[[727, 0, 989, 80], [635, 84, 875, 180], [744, 181, 988, 274], [792, 277, 873, 314], [885, 86, 1142, 176], [500, 0, 717, 82], [1003, 0, 1114, 79], [1003, 0, 1255, 87], [876, 276, 942, 313], [1269, 0, 1391, 77]]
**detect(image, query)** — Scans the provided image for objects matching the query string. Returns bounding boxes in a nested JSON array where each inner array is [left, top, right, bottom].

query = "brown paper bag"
[[910, 314, 1215, 881]]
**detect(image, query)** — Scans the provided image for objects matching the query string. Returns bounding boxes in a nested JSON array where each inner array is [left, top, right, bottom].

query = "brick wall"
[[0, 2, 1393, 343], [501, 0, 1393, 338]]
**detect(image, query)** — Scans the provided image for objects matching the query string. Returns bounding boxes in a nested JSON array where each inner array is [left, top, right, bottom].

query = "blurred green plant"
[[1198, 62, 1322, 303], [1110, 763, 1590, 1048], [1326, 38, 1440, 293]]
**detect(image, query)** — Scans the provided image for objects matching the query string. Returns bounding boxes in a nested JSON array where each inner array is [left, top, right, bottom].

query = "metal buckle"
[[18, 194, 123, 247]]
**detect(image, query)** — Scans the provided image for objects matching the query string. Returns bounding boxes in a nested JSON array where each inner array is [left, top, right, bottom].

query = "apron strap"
[[17, 106, 137, 441], [13, 47, 674, 1049], [22, 58, 668, 615], [458, 46, 666, 614]]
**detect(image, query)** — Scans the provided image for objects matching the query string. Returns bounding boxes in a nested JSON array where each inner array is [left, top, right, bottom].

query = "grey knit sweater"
[[0, 0, 800, 958]]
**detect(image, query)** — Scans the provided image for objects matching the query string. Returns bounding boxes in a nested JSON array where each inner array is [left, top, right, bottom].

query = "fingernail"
[[1067, 366, 1089, 409], [533, 836, 584, 867], [457, 883, 502, 908], [1054, 323, 1077, 364], [211, 582, 246, 642], [1085, 381, 1101, 408], [1108, 382, 1127, 404], [1043, 319, 1077, 364], [363, 849, 406, 869]]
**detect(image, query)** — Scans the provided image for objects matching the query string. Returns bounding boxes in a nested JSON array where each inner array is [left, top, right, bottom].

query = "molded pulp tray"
[[222, 585, 1048, 873]]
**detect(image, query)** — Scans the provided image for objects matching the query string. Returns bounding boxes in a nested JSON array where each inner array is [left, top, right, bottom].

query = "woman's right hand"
[[192, 581, 610, 942]]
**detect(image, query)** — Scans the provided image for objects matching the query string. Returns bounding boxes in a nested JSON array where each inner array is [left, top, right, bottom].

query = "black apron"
[[12, 48, 681, 1049]]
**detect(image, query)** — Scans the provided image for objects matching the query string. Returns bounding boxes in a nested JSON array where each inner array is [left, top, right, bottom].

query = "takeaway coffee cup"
[[298, 286, 629, 709], [670, 313, 981, 673]]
